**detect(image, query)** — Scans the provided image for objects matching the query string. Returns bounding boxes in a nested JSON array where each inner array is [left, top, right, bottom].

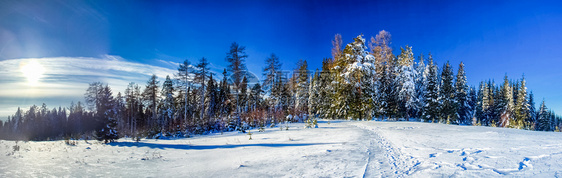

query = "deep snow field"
[[1, 120, 562, 177]]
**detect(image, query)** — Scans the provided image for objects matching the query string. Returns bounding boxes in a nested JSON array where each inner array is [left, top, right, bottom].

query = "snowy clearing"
[[1, 120, 562, 177]]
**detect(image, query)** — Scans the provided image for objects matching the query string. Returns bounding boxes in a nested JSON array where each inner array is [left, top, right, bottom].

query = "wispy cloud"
[[0, 55, 178, 119]]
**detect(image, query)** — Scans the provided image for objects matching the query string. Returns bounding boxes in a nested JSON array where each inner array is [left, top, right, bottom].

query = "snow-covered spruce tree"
[[160, 75, 175, 131], [527, 91, 537, 130], [143, 75, 160, 130], [468, 86, 478, 125], [194, 57, 211, 121], [482, 81, 495, 126], [439, 61, 456, 124], [204, 74, 219, 130], [219, 69, 235, 131], [515, 76, 530, 129], [319, 58, 335, 119], [176, 59, 192, 124], [413, 54, 426, 119], [87, 84, 119, 143], [114, 92, 126, 134], [237, 76, 249, 129], [512, 79, 520, 110], [397, 46, 415, 120], [384, 56, 400, 120], [370, 31, 393, 120], [537, 99, 549, 131], [331, 36, 352, 120], [498, 75, 514, 128], [125, 83, 143, 136], [294, 59, 310, 118], [308, 69, 320, 117], [422, 56, 440, 123], [489, 81, 498, 127], [339, 34, 376, 120], [474, 82, 485, 125], [455, 62, 470, 125]]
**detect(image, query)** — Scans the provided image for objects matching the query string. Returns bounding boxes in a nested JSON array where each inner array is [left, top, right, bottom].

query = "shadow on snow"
[[108, 141, 333, 150]]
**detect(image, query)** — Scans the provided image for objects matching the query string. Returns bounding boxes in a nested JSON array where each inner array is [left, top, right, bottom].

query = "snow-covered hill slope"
[[1, 120, 562, 177]]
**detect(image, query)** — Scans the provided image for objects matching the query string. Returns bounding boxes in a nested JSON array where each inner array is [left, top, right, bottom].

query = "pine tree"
[[176, 59, 192, 123], [143, 75, 160, 128], [294, 59, 310, 118], [319, 59, 334, 119], [91, 84, 118, 143], [397, 46, 415, 120], [194, 57, 210, 121], [160, 75, 175, 130], [468, 86, 477, 125], [308, 69, 320, 117], [538, 99, 549, 131], [339, 34, 376, 120], [384, 55, 399, 120], [204, 74, 219, 127], [515, 76, 530, 129], [499, 75, 514, 127], [413, 54, 426, 119], [439, 61, 456, 124], [482, 81, 494, 126], [528, 91, 537, 130], [422, 56, 440, 123], [218, 69, 234, 130], [455, 62, 470, 125]]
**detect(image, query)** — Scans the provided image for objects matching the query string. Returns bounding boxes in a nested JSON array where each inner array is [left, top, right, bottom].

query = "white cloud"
[[0, 55, 179, 119]]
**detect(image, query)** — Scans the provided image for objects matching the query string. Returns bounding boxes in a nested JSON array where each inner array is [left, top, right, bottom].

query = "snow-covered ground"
[[1, 120, 562, 177]]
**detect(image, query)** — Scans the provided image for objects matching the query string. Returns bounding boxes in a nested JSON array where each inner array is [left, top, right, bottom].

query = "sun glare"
[[20, 60, 46, 85]]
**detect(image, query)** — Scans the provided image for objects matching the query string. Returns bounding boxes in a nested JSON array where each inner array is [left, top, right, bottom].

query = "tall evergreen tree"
[[88, 84, 118, 143], [397, 46, 415, 120], [143, 75, 160, 127], [160, 75, 175, 130], [528, 91, 537, 130], [499, 75, 514, 127], [515, 76, 530, 129], [439, 61, 456, 124], [339, 34, 376, 120], [413, 54, 426, 119], [194, 57, 211, 120], [294, 59, 310, 118], [455, 62, 470, 125], [538, 99, 549, 131], [218, 69, 234, 124], [422, 56, 440, 122], [308, 69, 320, 117], [204, 74, 219, 125], [176, 59, 192, 123], [468, 86, 477, 125], [319, 59, 334, 119]]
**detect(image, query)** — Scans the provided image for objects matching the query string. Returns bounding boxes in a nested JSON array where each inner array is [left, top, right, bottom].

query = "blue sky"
[[1, 0, 562, 119]]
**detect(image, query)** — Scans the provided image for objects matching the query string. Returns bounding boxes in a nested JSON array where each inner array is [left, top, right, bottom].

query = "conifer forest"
[[1, 31, 560, 142]]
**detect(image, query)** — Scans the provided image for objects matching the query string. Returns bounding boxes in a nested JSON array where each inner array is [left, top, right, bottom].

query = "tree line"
[[1, 31, 561, 142]]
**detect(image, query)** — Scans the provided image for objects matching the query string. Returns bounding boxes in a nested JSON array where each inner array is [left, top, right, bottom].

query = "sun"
[[20, 60, 46, 85]]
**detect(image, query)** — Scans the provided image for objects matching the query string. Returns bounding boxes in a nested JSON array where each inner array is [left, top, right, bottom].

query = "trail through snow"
[[1, 120, 562, 177]]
